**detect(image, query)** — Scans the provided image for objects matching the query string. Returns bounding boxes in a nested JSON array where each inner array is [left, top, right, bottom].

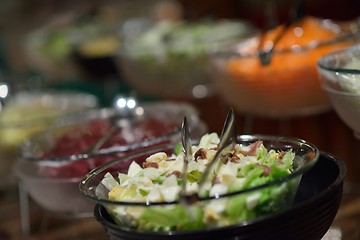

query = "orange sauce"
[[214, 16, 356, 116], [227, 16, 351, 83]]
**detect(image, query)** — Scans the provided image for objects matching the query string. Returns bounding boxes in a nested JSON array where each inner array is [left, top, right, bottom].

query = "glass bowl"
[[14, 101, 206, 216], [0, 90, 97, 189], [317, 44, 360, 139], [210, 16, 360, 118], [80, 134, 320, 236], [116, 19, 254, 99]]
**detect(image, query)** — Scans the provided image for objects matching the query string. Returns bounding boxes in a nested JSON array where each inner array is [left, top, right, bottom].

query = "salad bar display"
[[1, 0, 360, 239]]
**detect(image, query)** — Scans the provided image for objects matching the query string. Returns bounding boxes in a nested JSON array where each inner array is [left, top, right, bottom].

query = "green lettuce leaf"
[[138, 205, 205, 231]]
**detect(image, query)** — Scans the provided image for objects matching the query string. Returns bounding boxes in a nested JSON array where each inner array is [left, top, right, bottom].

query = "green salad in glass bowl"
[[80, 132, 319, 232]]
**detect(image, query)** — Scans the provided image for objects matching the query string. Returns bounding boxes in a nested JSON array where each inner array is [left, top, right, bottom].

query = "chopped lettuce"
[[187, 170, 202, 183], [138, 205, 206, 231], [98, 133, 301, 231]]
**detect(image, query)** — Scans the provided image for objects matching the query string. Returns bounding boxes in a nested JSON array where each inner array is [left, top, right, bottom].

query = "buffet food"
[[39, 115, 179, 178], [100, 132, 297, 231], [211, 16, 359, 117], [0, 91, 97, 188], [0, 91, 97, 147], [93, 152, 345, 240], [81, 133, 319, 232]]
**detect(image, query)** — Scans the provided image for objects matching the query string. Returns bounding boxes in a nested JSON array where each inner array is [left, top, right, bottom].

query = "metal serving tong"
[[179, 116, 193, 204], [180, 108, 237, 203], [83, 94, 142, 156], [258, 0, 306, 65], [198, 108, 237, 195]]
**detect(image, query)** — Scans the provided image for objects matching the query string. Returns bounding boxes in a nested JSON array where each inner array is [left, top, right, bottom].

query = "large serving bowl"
[[117, 19, 254, 99], [210, 16, 360, 118], [317, 44, 360, 139], [92, 152, 345, 240], [80, 134, 322, 239], [0, 90, 97, 189], [14, 102, 205, 216]]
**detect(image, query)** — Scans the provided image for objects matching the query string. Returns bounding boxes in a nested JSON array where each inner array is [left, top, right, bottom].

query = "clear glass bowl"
[[14, 102, 206, 216], [0, 90, 97, 189], [80, 135, 319, 233], [210, 16, 360, 118], [117, 19, 255, 99], [317, 44, 360, 139]]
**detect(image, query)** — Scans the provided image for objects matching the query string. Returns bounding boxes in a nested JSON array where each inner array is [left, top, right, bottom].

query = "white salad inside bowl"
[[91, 132, 310, 232]]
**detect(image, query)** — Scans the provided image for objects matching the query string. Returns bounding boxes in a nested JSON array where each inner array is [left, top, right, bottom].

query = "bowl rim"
[[322, 84, 360, 97], [317, 44, 360, 74], [118, 19, 256, 57], [18, 102, 200, 163], [211, 17, 360, 59], [0, 90, 98, 128], [79, 134, 320, 206]]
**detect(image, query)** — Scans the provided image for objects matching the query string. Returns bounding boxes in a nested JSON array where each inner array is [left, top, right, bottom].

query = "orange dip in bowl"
[[212, 16, 359, 117]]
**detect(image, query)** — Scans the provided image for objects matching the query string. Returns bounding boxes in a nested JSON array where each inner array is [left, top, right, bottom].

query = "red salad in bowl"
[[15, 102, 206, 215], [40, 115, 180, 178]]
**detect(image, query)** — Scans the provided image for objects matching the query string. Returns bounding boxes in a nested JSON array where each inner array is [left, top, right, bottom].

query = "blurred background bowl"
[[14, 102, 206, 216], [80, 135, 320, 238], [116, 19, 255, 99], [22, 0, 165, 82], [23, 10, 121, 81], [0, 90, 97, 189], [318, 44, 360, 139], [210, 16, 360, 118]]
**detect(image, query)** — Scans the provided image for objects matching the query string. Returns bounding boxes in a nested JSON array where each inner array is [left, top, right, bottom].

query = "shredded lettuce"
[[99, 133, 301, 231], [187, 170, 202, 183], [138, 205, 206, 231]]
